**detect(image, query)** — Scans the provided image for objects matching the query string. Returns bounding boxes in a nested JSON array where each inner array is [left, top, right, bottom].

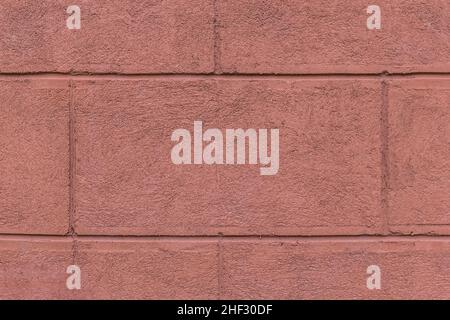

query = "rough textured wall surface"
[[0, 0, 449, 299]]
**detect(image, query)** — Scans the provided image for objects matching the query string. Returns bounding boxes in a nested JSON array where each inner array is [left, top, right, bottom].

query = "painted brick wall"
[[0, 0, 450, 299]]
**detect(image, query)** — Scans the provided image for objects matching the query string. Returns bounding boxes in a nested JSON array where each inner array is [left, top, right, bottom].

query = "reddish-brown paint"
[[0, 1, 449, 300], [0, 80, 69, 235]]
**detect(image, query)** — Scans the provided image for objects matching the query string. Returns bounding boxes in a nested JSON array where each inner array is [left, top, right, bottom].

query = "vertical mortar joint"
[[68, 78, 78, 264], [213, 0, 222, 74], [380, 77, 390, 235]]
